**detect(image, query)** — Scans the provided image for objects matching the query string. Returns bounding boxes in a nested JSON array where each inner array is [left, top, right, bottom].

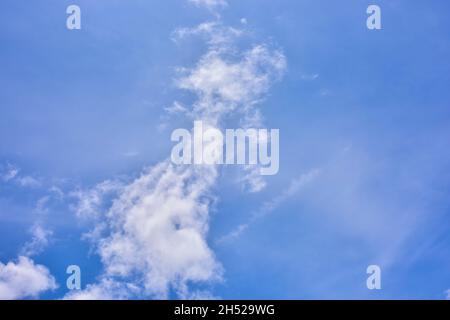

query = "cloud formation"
[[0, 163, 41, 188], [178, 43, 286, 125], [0, 163, 19, 182], [0, 256, 57, 300], [188, 0, 228, 10], [219, 169, 321, 243], [76, 163, 222, 299], [70, 180, 123, 219], [69, 5, 286, 300], [21, 224, 53, 257]]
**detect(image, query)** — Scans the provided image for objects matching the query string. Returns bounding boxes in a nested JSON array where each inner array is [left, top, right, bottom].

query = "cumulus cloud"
[[67, 162, 222, 299], [64, 278, 135, 300], [69, 3, 286, 299], [178, 44, 286, 124], [0, 194, 58, 298], [102, 163, 221, 298], [0, 256, 57, 300]]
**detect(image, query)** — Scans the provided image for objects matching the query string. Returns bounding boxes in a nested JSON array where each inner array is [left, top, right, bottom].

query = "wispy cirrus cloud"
[[20, 224, 53, 258], [70, 180, 123, 220], [219, 169, 321, 243], [172, 21, 242, 47], [188, 0, 228, 10], [64, 278, 135, 300], [0, 163, 41, 188], [0, 163, 19, 182], [70, 162, 222, 299]]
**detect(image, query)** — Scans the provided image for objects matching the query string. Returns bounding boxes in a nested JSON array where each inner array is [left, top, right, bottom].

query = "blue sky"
[[1, 0, 450, 299]]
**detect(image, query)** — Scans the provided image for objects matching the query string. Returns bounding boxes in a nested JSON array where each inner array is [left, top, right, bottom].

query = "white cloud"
[[173, 21, 286, 128], [68, 162, 223, 299], [17, 176, 41, 188], [49, 186, 64, 199], [178, 44, 286, 124], [19, 194, 60, 257], [21, 224, 53, 257], [64, 278, 135, 300], [259, 169, 321, 213], [70, 180, 123, 219], [0, 256, 57, 300], [188, 0, 228, 10], [241, 166, 267, 193], [1, 164, 19, 182], [70, 9, 286, 299], [173, 22, 242, 48], [159, 101, 191, 130], [165, 101, 189, 116], [446, 289, 450, 300]]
